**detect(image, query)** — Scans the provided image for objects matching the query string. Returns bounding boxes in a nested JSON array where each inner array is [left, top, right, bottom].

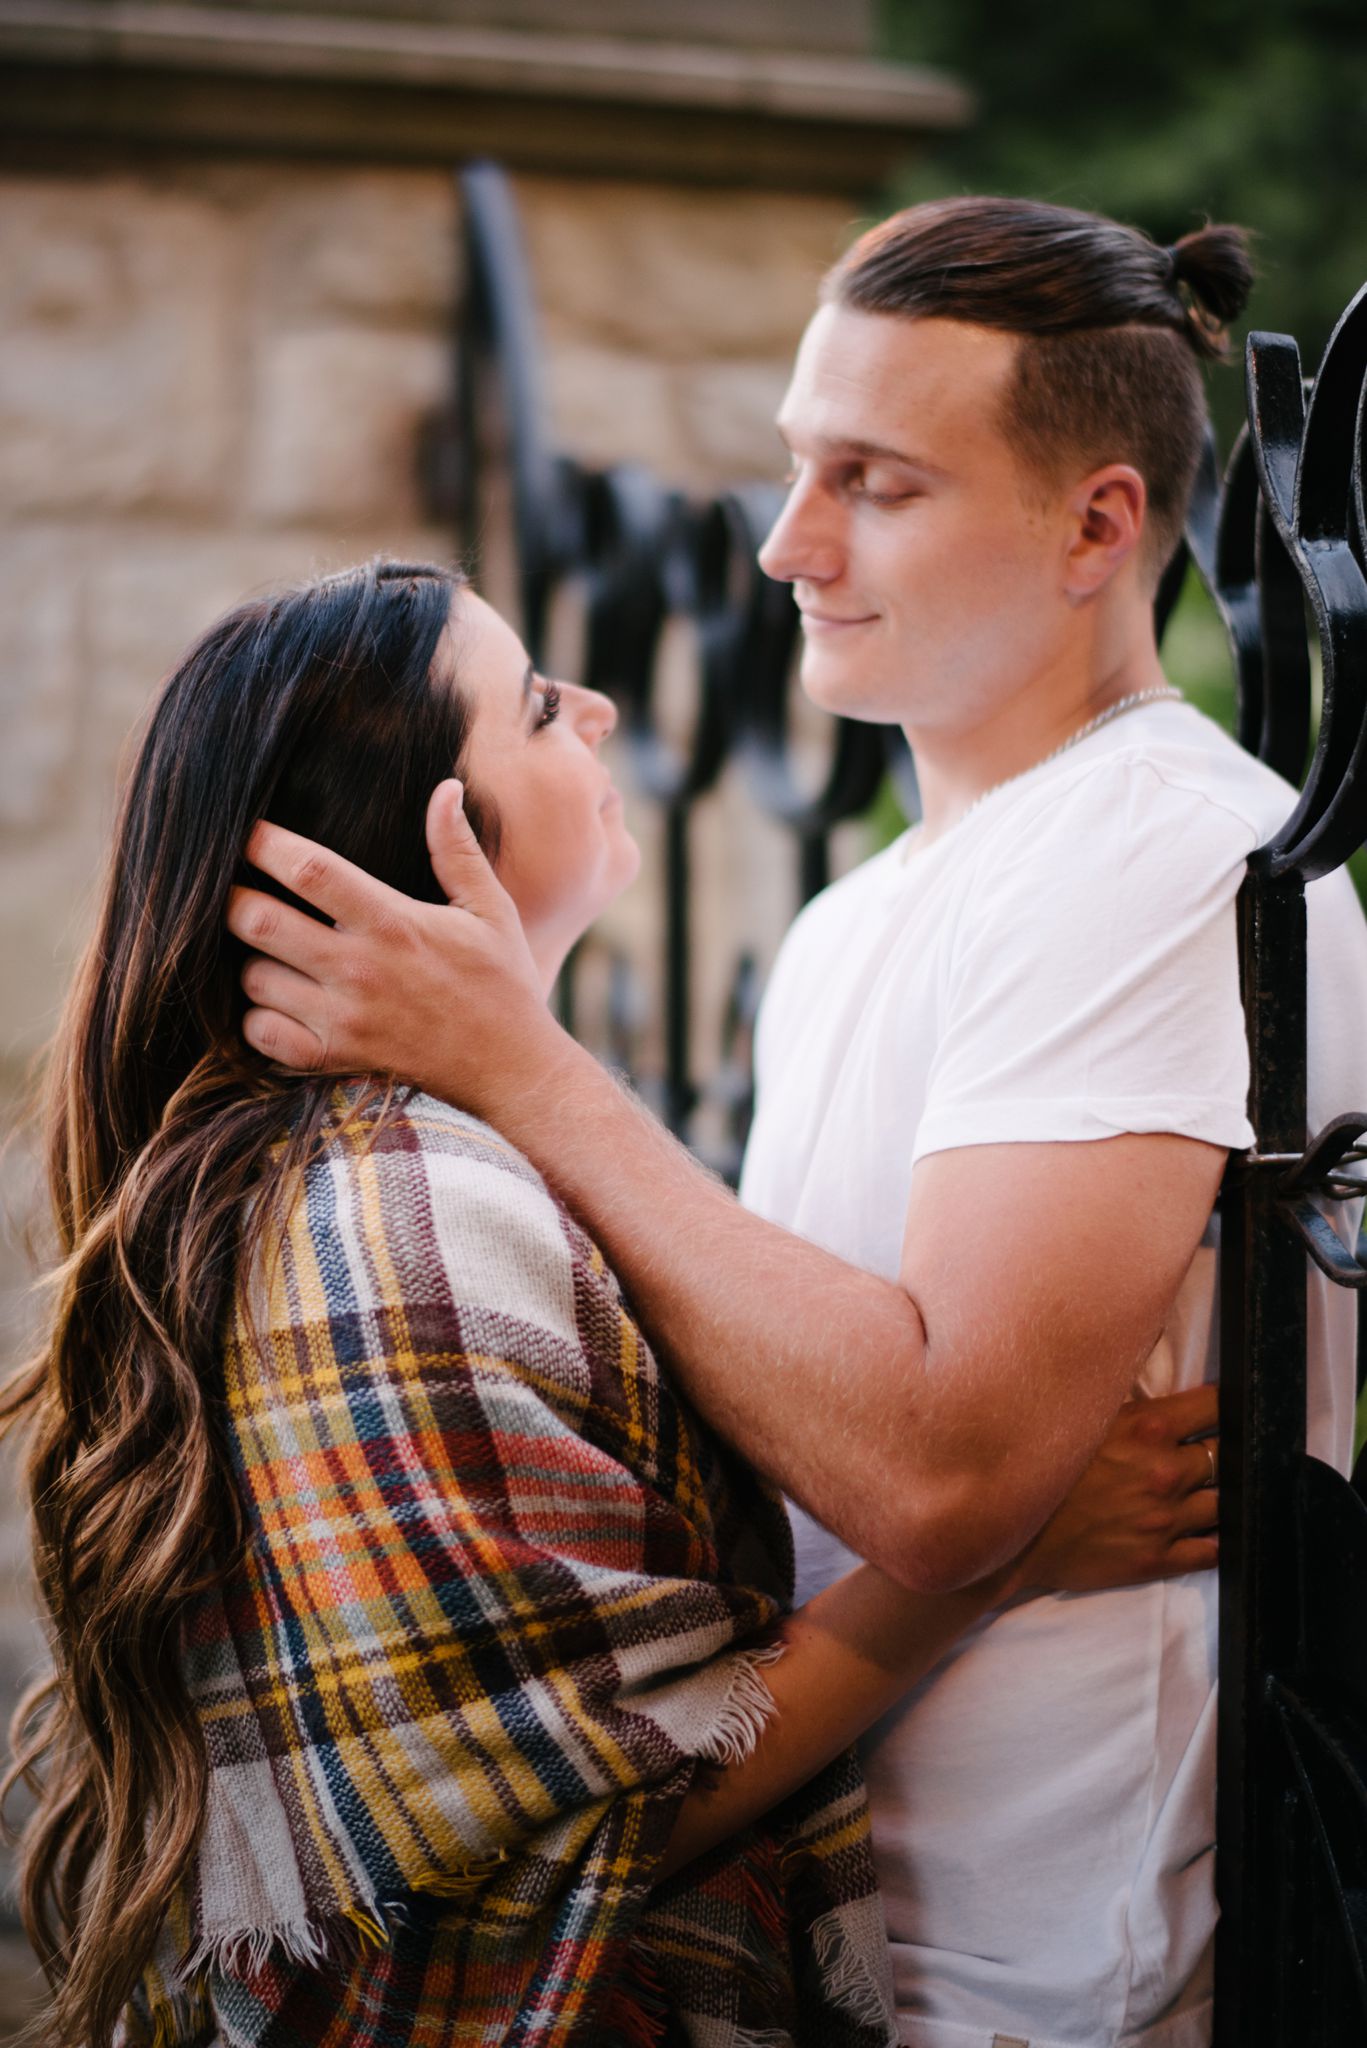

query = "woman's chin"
[[582, 838, 644, 929], [616, 831, 643, 891], [528, 847, 643, 990]]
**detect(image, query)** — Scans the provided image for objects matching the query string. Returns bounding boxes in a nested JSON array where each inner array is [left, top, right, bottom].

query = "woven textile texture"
[[119, 1086, 894, 2047]]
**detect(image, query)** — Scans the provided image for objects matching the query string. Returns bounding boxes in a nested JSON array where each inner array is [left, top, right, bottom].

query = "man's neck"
[[907, 619, 1170, 844]]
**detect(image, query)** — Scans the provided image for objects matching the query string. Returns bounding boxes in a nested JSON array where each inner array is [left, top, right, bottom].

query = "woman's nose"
[[572, 683, 617, 743]]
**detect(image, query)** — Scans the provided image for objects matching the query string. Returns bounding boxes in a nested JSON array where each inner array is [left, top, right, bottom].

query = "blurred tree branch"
[[875, 0, 1367, 449]]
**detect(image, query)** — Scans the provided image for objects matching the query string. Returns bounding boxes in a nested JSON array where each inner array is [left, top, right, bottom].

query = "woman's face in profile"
[[452, 593, 641, 973]]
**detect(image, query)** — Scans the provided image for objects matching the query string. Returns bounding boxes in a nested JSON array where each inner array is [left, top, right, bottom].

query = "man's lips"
[[798, 609, 878, 632]]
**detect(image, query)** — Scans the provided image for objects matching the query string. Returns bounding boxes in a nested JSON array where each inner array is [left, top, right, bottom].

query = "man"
[[227, 198, 1367, 2047]]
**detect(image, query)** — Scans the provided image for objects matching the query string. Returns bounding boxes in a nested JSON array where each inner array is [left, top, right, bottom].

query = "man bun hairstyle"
[[1165, 223, 1257, 343], [825, 197, 1255, 573]]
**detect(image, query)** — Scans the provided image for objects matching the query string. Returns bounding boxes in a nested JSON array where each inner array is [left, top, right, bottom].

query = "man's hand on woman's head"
[[227, 779, 558, 1114]]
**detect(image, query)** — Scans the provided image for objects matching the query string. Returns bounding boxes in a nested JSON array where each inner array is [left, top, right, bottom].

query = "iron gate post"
[[1215, 871, 1310, 2047]]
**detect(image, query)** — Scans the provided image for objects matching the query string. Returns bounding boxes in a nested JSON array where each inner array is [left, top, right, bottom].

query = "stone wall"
[[0, 153, 860, 1942], [1, 159, 856, 1073]]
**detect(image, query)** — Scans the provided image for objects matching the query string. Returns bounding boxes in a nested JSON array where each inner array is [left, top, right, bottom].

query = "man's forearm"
[[481, 1025, 971, 1587], [230, 814, 1216, 1590], [228, 814, 957, 1576]]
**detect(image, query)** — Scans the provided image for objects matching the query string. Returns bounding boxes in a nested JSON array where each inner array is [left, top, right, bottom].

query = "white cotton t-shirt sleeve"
[[913, 754, 1260, 1163]]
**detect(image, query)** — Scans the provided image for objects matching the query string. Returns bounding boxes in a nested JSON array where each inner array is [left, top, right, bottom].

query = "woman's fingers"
[[1163, 1536, 1219, 1578], [1147, 1381, 1218, 1440], [1174, 1485, 1219, 1535], [1185, 1435, 1218, 1491]]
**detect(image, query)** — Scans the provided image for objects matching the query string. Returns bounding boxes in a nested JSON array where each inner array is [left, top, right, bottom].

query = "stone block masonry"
[[0, 158, 852, 1069]]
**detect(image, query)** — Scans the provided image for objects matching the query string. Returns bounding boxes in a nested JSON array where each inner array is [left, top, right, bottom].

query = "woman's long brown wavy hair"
[[0, 559, 497, 2048]]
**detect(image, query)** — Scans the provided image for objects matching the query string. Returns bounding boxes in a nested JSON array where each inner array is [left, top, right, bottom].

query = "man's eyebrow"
[[776, 426, 950, 478]]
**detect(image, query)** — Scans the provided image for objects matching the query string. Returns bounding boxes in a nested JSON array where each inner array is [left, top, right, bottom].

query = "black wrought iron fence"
[[424, 162, 922, 1174], [1208, 305, 1367, 2046], [428, 159, 1367, 2048]]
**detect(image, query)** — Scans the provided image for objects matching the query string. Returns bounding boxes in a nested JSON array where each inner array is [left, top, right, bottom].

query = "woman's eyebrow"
[[520, 661, 538, 724]]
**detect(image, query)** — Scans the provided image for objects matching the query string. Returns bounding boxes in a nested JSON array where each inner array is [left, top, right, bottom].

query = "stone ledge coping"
[[0, 1, 972, 129]]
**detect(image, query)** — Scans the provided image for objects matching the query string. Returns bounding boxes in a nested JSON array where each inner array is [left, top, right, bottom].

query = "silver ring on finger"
[[1203, 1441, 1217, 1489]]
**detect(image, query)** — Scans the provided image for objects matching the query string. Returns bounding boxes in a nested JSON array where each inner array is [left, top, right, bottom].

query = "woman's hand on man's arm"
[[1019, 1381, 1219, 1592], [657, 1380, 1220, 1882]]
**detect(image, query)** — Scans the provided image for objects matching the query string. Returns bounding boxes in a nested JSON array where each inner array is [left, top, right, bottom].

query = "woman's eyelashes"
[[535, 679, 562, 729]]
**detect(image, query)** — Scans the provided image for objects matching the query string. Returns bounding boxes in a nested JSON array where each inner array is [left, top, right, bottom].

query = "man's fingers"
[[240, 952, 329, 1025], [426, 779, 505, 913], [242, 1004, 328, 1072], [245, 819, 405, 934], [228, 886, 345, 976]]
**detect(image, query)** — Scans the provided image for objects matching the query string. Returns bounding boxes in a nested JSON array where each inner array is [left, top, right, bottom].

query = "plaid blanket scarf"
[[125, 1086, 895, 2047]]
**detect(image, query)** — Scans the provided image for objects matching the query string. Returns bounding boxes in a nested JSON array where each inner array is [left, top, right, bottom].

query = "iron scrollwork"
[[1190, 289, 1367, 2046], [440, 160, 912, 1173], [435, 160, 1367, 2042]]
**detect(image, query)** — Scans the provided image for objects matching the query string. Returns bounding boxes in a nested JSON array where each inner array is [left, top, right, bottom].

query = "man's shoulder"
[[950, 727, 1293, 921], [1019, 721, 1292, 847]]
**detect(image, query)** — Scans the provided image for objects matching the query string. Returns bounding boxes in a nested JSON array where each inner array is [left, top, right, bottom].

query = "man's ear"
[[1062, 464, 1147, 601]]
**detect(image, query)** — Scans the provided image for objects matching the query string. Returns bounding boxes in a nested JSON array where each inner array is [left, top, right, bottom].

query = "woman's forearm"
[[654, 1562, 1003, 1883]]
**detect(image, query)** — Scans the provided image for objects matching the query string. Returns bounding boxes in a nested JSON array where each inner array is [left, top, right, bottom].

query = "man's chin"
[[798, 654, 908, 726]]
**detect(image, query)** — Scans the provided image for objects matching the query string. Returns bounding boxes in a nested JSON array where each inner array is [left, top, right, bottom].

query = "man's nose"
[[758, 478, 842, 586]]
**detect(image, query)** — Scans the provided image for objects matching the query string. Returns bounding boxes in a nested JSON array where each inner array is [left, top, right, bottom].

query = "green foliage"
[[874, 0, 1367, 449], [868, 0, 1367, 913]]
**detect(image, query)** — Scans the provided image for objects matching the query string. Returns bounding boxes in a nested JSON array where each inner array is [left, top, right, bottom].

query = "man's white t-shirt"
[[738, 699, 1367, 2048]]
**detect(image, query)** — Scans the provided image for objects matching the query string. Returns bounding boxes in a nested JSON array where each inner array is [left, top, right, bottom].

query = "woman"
[[2, 561, 1219, 2048]]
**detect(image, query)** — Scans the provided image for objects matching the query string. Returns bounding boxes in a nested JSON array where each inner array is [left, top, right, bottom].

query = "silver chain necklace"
[[958, 685, 1183, 825]]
